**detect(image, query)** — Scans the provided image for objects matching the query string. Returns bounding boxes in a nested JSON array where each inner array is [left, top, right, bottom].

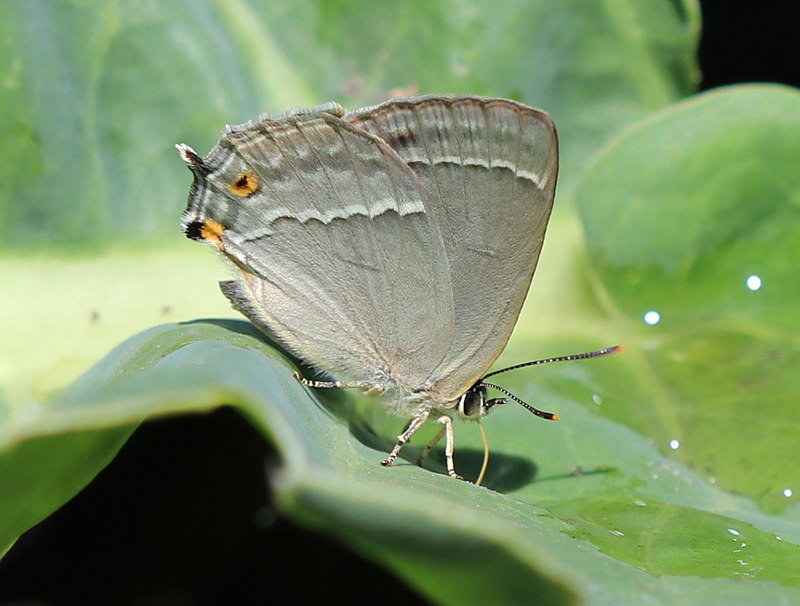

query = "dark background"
[[1, 2, 798, 604], [698, 1, 798, 91]]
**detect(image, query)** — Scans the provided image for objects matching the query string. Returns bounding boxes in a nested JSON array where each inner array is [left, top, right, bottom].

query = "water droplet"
[[592, 394, 602, 405], [783, 488, 793, 498], [669, 439, 680, 450], [634, 500, 647, 507], [746, 275, 762, 291], [727, 528, 740, 536], [643, 310, 661, 325]]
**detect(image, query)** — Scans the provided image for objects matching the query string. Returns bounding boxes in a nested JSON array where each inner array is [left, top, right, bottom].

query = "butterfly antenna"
[[479, 345, 625, 421], [482, 344, 625, 380], [479, 381, 559, 421]]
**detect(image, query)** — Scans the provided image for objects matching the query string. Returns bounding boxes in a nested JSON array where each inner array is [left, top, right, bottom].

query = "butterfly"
[[178, 95, 621, 483]]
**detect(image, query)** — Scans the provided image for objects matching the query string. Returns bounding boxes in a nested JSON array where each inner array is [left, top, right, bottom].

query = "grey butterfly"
[[178, 95, 620, 483]]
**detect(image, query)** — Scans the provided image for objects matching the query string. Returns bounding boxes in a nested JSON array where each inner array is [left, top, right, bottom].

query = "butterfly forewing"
[[182, 108, 457, 393]]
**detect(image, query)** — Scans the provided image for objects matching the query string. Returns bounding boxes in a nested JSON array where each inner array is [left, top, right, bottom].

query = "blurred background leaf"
[[0, 0, 699, 250]]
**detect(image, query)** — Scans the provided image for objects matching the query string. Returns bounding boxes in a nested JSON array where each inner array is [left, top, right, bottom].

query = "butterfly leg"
[[435, 415, 464, 481], [417, 425, 446, 466], [381, 409, 430, 467], [294, 372, 376, 390]]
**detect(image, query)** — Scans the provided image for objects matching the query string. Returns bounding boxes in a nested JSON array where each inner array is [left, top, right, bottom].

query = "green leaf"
[[3, 309, 800, 603], [3, 84, 800, 600], [575, 84, 800, 515], [0, 0, 699, 249], [12, 2, 800, 605]]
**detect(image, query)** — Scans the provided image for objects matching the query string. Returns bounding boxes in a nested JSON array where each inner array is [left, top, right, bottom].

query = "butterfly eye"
[[229, 171, 259, 196], [458, 388, 486, 419]]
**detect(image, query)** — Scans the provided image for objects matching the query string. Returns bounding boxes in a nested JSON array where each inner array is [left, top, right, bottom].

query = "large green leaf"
[[13, 1, 800, 604], [4, 81, 800, 602], [575, 84, 800, 516], [0, 0, 698, 249]]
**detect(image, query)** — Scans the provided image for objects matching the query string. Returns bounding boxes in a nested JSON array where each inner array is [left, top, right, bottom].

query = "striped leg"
[[417, 425, 446, 466], [294, 372, 376, 390], [381, 409, 430, 467], [436, 415, 464, 480]]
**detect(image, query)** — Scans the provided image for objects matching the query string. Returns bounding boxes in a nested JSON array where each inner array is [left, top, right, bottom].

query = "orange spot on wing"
[[200, 220, 226, 250], [229, 171, 259, 196]]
